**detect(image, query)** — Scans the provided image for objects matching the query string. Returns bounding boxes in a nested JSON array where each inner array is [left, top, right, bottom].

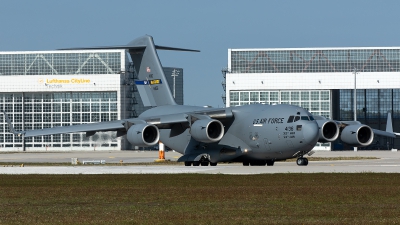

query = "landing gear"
[[296, 157, 308, 166], [266, 160, 275, 166], [200, 161, 209, 166], [250, 161, 267, 166], [185, 160, 214, 166]]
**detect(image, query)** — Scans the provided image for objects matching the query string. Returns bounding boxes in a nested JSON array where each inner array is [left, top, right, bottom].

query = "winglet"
[[2, 111, 24, 136], [386, 111, 394, 133]]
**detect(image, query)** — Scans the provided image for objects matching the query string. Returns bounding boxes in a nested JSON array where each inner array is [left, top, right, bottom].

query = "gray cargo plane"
[[4, 35, 399, 166]]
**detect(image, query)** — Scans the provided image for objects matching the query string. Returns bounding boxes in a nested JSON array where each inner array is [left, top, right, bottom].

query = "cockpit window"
[[301, 116, 309, 121], [294, 116, 300, 122], [309, 116, 315, 121], [287, 116, 294, 123]]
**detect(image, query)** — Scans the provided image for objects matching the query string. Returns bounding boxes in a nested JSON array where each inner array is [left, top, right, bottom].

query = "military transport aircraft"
[[4, 35, 399, 166]]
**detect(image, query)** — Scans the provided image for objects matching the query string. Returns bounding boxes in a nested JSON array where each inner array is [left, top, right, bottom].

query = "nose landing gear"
[[296, 157, 308, 166]]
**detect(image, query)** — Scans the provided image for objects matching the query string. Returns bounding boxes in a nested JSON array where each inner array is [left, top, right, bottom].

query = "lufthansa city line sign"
[[38, 78, 91, 88]]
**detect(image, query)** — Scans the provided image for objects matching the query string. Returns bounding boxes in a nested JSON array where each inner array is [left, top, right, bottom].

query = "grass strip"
[[0, 173, 399, 224]]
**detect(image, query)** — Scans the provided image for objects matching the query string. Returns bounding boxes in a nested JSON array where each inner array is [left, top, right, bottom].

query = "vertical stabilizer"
[[129, 36, 175, 106], [127, 35, 199, 107], [59, 35, 199, 107]]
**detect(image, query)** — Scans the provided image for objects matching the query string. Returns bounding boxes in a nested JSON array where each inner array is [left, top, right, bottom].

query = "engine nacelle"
[[190, 119, 224, 143], [340, 124, 374, 147], [316, 120, 339, 142], [127, 124, 160, 147]]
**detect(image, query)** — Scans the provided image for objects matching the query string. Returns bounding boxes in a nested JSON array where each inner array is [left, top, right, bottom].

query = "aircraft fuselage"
[[140, 104, 319, 163]]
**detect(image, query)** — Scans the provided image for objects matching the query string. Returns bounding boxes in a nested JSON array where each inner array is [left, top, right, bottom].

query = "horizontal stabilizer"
[[154, 45, 200, 52], [59, 35, 200, 52], [59, 45, 199, 52]]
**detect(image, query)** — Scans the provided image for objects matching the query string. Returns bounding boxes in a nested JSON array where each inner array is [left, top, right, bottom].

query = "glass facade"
[[230, 90, 331, 119], [338, 89, 400, 120], [333, 89, 400, 150], [231, 49, 400, 73], [0, 92, 118, 148], [0, 52, 121, 75]]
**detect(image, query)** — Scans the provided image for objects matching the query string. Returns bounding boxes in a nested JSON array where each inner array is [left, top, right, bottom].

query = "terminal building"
[[223, 47, 400, 150], [0, 49, 183, 151]]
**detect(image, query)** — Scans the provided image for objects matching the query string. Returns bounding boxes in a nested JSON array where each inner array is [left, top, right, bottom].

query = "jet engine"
[[190, 119, 224, 143], [127, 124, 160, 147], [316, 120, 339, 142], [340, 124, 374, 147]]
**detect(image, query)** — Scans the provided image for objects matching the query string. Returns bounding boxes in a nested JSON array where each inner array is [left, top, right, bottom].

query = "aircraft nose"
[[301, 121, 319, 147]]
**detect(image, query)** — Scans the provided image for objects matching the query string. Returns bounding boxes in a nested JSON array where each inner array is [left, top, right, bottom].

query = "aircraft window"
[[294, 116, 300, 122], [301, 116, 309, 121], [309, 116, 315, 121], [287, 116, 294, 123]]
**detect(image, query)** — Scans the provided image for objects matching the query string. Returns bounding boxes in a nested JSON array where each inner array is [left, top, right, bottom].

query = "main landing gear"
[[184, 161, 218, 166], [296, 157, 308, 166]]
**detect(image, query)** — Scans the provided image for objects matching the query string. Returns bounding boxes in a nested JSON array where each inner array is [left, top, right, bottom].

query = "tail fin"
[[128, 35, 193, 107], [60, 35, 199, 107]]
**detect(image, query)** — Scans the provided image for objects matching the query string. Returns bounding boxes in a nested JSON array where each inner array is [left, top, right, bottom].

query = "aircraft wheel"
[[210, 162, 218, 166], [184, 161, 192, 166], [296, 158, 308, 166], [243, 162, 249, 166], [266, 160, 275, 166], [200, 162, 209, 166], [193, 161, 200, 166], [250, 161, 267, 166]]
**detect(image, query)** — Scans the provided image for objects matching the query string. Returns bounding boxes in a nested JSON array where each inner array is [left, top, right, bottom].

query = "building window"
[[0, 91, 119, 149]]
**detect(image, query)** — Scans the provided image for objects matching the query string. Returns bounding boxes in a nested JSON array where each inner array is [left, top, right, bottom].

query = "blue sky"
[[1, 0, 400, 107]]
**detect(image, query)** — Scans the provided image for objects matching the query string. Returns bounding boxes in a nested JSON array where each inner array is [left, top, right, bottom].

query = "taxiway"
[[0, 150, 399, 174]]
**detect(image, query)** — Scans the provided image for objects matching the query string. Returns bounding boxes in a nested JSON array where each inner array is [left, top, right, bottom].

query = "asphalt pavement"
[[0, 150, 399, 174]]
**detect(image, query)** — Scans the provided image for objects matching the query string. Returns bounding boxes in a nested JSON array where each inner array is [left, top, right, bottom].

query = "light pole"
[[353, 67, 358, 122], [353, 67, 359, 151], [171, 69, 180, 98]]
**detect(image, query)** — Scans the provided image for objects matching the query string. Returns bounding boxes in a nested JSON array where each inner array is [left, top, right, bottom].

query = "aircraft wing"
[[341, 112, 400, 138], [335, 120, 397, 138], [3, 108, 233, 138], [22, 120, 126, 137], [2, 110, 129, 137], [372, 129, 397, 138], [315, 114, 399, 139]]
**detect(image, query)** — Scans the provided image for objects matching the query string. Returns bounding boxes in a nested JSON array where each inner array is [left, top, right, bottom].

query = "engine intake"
[[340, 124, 374, 147], [316, 120, 339, 142], [127, 124, 160, 147], [191, 119, 224, 143]]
